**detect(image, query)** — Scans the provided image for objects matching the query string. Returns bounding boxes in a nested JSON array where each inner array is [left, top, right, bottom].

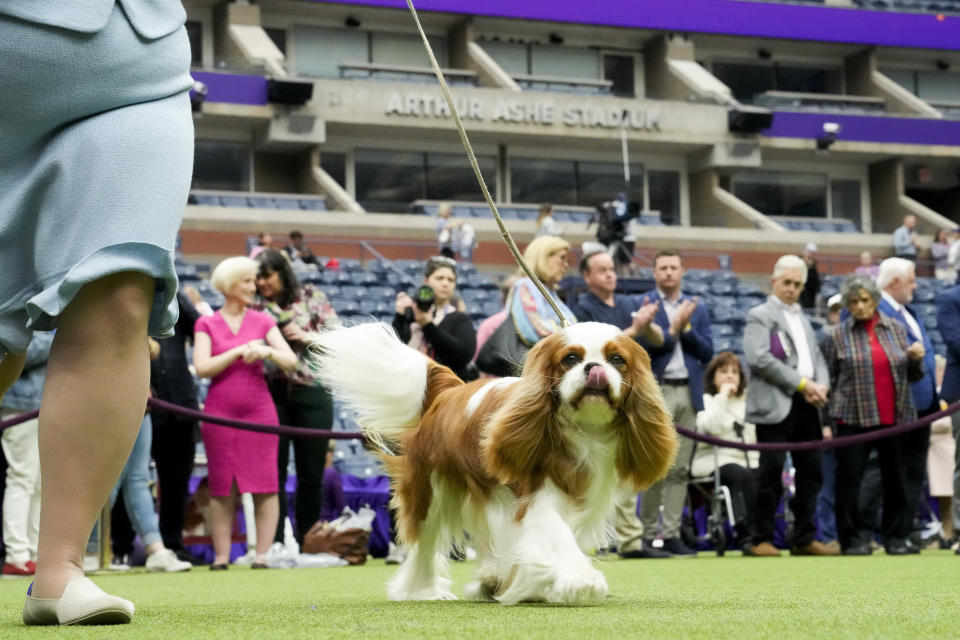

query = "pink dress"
[[196, 310, 279, 496]]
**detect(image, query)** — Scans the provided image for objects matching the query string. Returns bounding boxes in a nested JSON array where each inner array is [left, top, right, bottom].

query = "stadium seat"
[[299, 198, 328, 211], [219, 194, 249, 208], [273, 197, 301, 210], [248, 196, 275, 209]]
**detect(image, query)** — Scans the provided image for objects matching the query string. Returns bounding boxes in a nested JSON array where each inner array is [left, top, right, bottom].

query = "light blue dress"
[[0, 1, 194, 354]]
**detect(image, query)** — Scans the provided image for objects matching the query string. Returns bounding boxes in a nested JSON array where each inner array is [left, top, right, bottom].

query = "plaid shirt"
[[823, 313, 924, 428]]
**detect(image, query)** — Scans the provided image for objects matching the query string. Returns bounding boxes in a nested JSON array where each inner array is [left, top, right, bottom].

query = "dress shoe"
[[842, 544, 872, 556], [3, 561, 36, 576], [885, 540, 910, 555], [743, 541, 781, 557], [791, 540, 840, 556], [661, 538, 697, 558], [23, 577, 134, 625], [620, 545, 670, 559], [209, 563, 229, 571]]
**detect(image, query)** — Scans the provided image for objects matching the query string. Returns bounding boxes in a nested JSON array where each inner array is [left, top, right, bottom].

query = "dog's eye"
[[608, 354, 626, 367], [561, 353, 581, 367]]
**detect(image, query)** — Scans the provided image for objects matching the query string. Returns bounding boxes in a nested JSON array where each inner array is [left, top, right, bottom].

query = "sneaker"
[[145, 549, 192, 573], [108, 556, 131, 572], [841, 544, 872, 556], [385, 542, 406, 565], [620, 545, 670, 559], [661, 537, 697, 558], [174, 549, 205, 566], [2, 561, 35, 576]]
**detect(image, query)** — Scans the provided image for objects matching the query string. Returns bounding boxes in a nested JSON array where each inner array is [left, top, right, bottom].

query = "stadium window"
[[880, 69, 918, 96], [192, 140, 251, 191], [712, 62, 775, 103], [425, 153, 497, 201], [530, 44, 600, 79], [603, 54, 635, 98], [292, 25, 368, 78], [730, 170, 827, 218], [320, 152, 347, 189], [264, 27, 287, 56], [186, 21, 203, 67], [576, 161, 643, 208], [916, 71, 960, 103], [510, 158, 577, 204], [775, 65, 842, 95], [830, 180, 862, 230], [371, 32, 447, 68], [354, 149, 427, 213], [479, 41, 529, 76], [648, 170, 681, 226]]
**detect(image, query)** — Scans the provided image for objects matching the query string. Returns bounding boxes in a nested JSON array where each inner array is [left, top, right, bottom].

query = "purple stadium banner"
[[308, 0, 960, 51], [767, 111, 960, 146], [191, 71, 269, 106]]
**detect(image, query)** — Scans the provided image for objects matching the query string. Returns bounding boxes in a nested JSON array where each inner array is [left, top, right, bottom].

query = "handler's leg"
[[31, 272, 153, 599]]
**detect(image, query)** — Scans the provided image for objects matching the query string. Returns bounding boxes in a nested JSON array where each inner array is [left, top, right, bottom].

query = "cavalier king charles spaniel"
[[313, 321, 676, 605]]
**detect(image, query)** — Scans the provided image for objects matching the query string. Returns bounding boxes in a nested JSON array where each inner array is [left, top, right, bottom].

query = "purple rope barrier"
[[146, 397, 364, 440], [675, 399, 960, 453], [0, 409, 39, 431]]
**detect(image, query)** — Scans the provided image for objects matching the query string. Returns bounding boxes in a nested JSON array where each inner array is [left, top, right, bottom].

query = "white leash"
[[404, 0, 571, 328]]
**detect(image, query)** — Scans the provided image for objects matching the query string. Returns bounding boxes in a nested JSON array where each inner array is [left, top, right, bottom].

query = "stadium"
[[1, 0, 959, 636]]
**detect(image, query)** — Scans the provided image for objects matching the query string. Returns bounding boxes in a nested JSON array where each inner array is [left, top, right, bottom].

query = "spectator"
[[3, 2, 193, 625], [929, 355, 956, 545], [193, 257, 298, 569], [150, 291, 202, 563], [535, 203, 562, 238], [892, 214, 920, 262], [743, 255, 836, 557], [456, 221, 476, 262], [931, 228, 953, 282], [254, 249, 341, 548], [934, 278, 960, 554], [800, 243, 821, 310], [570, 250, 665, 558], [822, 275, 925, 555], [393, 255, 477, 381], [507, 236, 578, 347], [282, 230, 318, 266], [876, 257, 937, 550], [947, 228, 960, 281], [636, 250, 713, 558], [815, 293, 844, 553], [249, 232, 274, 259], [436, 203, 456, 258], [692, 352, 759, 549], [473, 275, 518, 363], [182, 284, 215, 316], [0, 332, 53, 576], [854, 251, 879, 279]]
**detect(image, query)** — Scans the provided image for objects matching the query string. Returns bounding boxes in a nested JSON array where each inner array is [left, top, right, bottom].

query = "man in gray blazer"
[[743, 255, 837, 557]]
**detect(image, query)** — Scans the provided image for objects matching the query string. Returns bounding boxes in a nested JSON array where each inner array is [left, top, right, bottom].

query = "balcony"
[[753, 90, 886, 115]]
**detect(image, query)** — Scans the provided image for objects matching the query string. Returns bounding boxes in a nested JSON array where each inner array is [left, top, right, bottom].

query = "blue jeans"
[[109, 415, 162, 548], [816, 448, 838, 542]]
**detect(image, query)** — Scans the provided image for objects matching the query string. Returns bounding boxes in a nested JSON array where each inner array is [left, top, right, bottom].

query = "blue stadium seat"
[[219, 194, 249, 207], [273, 197, 301, 210], [191, 193, 219, 206], [338, 285, 366, 299], [712, 324, 735, 337], [481, 301, 504, 317], [248, 196, 275, 209], [299, 198, 327, 211]]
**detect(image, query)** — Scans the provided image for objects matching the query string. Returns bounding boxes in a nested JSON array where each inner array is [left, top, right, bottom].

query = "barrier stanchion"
[[97, 501, 111, 572]]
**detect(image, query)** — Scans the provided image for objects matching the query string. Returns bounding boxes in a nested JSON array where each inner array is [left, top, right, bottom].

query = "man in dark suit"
[[876, 257, 937, 552], [150, 291, 201, 562], [636, 250, 713, 557], [935, 281, 960, 554]]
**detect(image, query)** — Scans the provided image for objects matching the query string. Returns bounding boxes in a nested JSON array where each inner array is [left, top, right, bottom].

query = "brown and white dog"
[[313, 321, 677, 605]]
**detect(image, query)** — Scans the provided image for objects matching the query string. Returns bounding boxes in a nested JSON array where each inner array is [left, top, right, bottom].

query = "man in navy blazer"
[[876, 258, 937, 552], [636, 250, 713, 557], [936, 283, 960, 549]]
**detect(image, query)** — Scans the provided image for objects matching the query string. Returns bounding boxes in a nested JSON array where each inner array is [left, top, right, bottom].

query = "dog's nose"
[[584, 362, 600, 373], [585, 363, 608, 390]]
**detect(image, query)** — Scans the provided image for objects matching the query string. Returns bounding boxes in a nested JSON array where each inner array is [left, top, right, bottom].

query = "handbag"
[[475, 311, 530, 377], [302, 521, 370, 565]]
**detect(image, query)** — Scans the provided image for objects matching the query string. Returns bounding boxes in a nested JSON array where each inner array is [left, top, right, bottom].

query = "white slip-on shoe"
[[23, 577, 134, 625], [145, 549, 192, 573]]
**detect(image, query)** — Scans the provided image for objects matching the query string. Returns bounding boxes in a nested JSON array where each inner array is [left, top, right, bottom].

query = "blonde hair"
[[210, 256, 258, 295], [521, 235, 571, 283]]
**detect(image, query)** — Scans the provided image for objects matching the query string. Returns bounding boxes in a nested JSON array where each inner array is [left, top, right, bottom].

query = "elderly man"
[[893, 214, 920, 262], [877, 258, 936, 552], [635, 250, 713, 558], [935, 281, 960, 554], [743, 255, 836, 557], [571, 250, 666, 558]]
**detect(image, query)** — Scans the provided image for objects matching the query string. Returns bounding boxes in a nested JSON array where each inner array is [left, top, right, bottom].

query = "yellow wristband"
[[684, 323, 692, 333], [797, 377, 808, 392]]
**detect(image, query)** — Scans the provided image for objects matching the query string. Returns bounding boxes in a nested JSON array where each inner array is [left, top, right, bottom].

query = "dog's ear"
[[614, 338, 678, 490], [481, 338, 560, 498]]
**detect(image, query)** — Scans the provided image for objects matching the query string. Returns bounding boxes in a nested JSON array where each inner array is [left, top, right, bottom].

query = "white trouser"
[[1, 410, 41, 564]]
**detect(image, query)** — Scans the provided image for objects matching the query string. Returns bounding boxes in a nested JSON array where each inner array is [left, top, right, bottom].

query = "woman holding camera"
[[393, 256, 476, 381]]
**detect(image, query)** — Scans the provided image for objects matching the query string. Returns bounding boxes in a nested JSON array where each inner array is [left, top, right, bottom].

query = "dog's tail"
[[311, 322, 462, 453]]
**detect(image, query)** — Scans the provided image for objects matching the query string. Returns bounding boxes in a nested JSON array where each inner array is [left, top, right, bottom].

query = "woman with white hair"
[[193, 257, 297, 570]]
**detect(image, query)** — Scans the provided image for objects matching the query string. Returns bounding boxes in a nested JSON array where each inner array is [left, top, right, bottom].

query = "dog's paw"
[[464, 579, 498, 602], [388, 577, 458, 601], [543, 569, 609, 605]]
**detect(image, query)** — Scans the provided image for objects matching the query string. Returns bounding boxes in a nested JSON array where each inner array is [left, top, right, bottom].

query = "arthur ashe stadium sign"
[[384, 91, 662, 131]]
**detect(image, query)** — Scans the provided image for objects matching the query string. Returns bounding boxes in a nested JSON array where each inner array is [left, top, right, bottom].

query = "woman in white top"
[[535, 203, 562, 238], [692, 351, 759, 548]]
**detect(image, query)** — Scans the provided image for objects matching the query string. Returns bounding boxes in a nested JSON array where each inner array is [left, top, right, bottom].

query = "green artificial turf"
[[0, 552, 956, 639]]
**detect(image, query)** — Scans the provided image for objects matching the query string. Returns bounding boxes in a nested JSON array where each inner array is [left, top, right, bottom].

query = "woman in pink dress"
[[193, 257, 297, 569]]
